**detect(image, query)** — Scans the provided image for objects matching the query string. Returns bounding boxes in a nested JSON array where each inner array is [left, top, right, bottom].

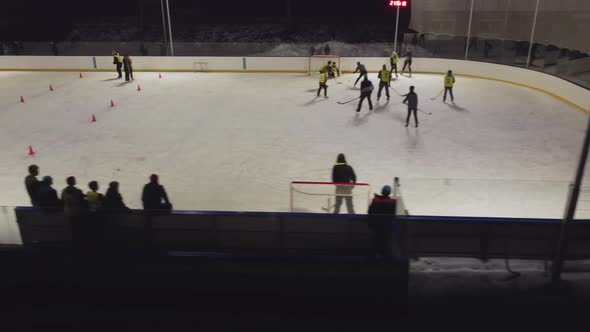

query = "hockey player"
[[390, 50, 399, 78], [402, 86, 419, 127], [443, 70, 455, 102], [356, 76, 374, 112], [112, 50, 123, 79], [319, 61, 332, 74], [377, 64, 392, 101], [401, 48, 413, 77], [330, 62, 340, 78], [353, 62, 368, 87], [332, 153, 357, 214], [123, 54, 134, 82], [317, 69, 328, 97]]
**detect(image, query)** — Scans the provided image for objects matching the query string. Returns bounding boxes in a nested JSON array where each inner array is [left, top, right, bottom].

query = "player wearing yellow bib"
[[330, 63, 340, 78], [401, 48, 413, 77], [319, 61, 332, 75], [317, 70, 328, 97], [390, 51, 399, 78], [443, 70, 456, 102], [377, 65, 392, 101]]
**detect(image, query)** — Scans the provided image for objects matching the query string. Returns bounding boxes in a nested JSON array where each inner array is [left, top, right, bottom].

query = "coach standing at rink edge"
[[112, 50, 123, 79]]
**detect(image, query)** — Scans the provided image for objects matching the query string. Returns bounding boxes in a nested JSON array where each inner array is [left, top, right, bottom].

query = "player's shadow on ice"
[[392, 108, 408, 124], [350, 112, 371, 127], [445, 102, 468, 112], [372, 102, 389, 114], [302, 97, 329, 107], [102, 78, 121, 82], [114, 82, 132, 87]]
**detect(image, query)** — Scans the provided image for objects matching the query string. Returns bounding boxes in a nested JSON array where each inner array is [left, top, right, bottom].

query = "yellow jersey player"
[[443, 70, 456, 102]]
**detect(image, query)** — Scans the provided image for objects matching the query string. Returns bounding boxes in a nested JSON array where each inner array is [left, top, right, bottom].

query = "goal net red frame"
[[289, 180, 408, 215], [308, 55, 341, 76]]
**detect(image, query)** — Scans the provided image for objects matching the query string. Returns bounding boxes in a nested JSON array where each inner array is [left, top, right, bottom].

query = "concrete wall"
[[0, 56, 588, 111]]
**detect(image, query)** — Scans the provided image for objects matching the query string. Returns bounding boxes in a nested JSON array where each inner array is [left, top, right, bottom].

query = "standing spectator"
[[25, 165, 40, 207], [112, 50, 123, 79], [103, 181, 131, 213], [142, 174, 172, 214], [37, 176, 61, 212], [324, 44, 331, 55], [123, 54, 134, 82], [368, 185, 397, 258], [332, 154, 357, 214], [484, 40, 493, 58], [62, 176, 87, 249], [86, 181, 104, 214], [51, 41, 59, 56], [140, 42, 148, 56], [402, 86, 419, 128], [309, 45, 315, 56]]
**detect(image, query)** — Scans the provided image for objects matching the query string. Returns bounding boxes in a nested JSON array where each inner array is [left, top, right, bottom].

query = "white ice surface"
[[0, 71, 588, 242]]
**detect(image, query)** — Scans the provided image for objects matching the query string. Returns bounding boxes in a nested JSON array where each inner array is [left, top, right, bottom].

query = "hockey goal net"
[[290, 181, 372, 214], [289, 178, 409, 216], [308, 55, 341, 76]]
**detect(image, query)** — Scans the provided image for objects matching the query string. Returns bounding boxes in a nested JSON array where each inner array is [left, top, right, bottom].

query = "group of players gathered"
[[315, 48, 457, 128]]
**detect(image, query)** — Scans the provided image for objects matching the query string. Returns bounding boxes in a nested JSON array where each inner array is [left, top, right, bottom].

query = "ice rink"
[[0, 70, 588, 243]]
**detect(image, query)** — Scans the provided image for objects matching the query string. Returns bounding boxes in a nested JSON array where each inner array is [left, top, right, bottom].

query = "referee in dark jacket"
[[332, 153, 357, 214]]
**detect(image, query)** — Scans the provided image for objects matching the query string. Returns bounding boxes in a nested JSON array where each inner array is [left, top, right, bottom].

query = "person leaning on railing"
[[142, 174, 172, 215], [368, 185, 397, 259], [37, 176, 61, 212], [103, 181, 131, 213]]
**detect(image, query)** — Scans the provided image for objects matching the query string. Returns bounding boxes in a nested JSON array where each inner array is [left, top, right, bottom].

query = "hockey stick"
[[337, 97, 361, 105], [321, 204, 336, 212], [430, 89, 445, 101], [417, 108, 432, 115], [391, 87, 404, 97]]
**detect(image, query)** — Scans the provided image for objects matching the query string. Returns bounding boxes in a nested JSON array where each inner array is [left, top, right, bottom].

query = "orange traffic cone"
[[28, 146, 35, 156], [80, 72, 84, 79], [137, 84, 142, 91], [91, 114, 97, 122], [50, 84, 54, 91], [110, 100, 115, 108], [158, 73, 162, 79], [20, 96, 25, 103]]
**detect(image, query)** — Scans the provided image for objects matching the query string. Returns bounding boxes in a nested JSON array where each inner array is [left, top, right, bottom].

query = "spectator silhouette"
[[62, 176, 87, 250], [103, 181, 131, 213], [86, 181, 104, 214], [25, 165, 40, 207], [142, 174, 171, 214], [368, 185, 398, 258], [37, 176, 61, 212]]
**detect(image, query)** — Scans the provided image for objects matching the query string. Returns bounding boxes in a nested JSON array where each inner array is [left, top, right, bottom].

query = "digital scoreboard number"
[[389, 0, 408, 7]]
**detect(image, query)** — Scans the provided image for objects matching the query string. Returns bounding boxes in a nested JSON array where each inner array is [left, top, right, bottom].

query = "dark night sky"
[[0, 0, 411, 39]]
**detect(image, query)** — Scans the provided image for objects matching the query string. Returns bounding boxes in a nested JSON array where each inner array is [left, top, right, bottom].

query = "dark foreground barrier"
[[14, 208, 590, 260], [5, 208, 410, 330]]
